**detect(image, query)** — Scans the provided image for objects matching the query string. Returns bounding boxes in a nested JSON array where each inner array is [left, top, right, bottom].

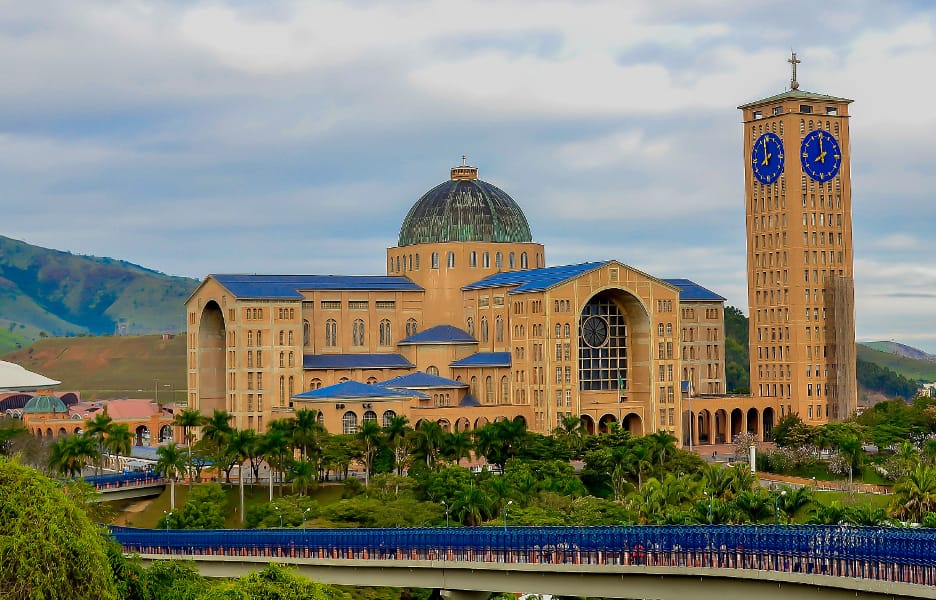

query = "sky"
[[1, 1, 935, 351]]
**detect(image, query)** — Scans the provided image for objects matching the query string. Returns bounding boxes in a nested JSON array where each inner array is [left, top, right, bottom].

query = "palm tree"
[[227, 428, 258, 522], [261, 425, 291, 500], [732, 489, 773, 523], [291, 409, 324, 463], [384, 415, 411, 476], [85, 412, 113, 475], [287, 458, 316, 496], [892, 464, 936, 524], [777, 485, 814, 520], [645, 430, 677, 477], [172, 407, 204, 488], [155, 442, 186, 510], [809, 501, 849, 525], [443, 431, 473, 466], [103, 423, 132, 472], [624, 442, 653, 491], [414, 421, 445, 469], [701, 463, 733, 500], [356, 419, 383, 487], [202, 409, 233, 463], [553, 414, 585, 455], [49, 434, 99, 478], [838, 435, 864, 488], [453, 483, 494, 526]]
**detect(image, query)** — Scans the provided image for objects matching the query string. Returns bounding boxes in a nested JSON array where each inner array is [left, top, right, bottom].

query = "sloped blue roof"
[[398, 325, 477, 345], [459, 394, 481, 407], [211, 274, 422, 299], [381, 372, 467, 389], [463, 261, 607, 293], [663, 278, 726, 302], [293, 381, 427, 400], [450, 352, 512, 368], [303, 354, 414, 370]]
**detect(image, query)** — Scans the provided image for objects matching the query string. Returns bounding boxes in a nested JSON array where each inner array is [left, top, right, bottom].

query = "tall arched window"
[[309, 378, 322, 390], [555, 324, 562, 338], [256, 350, 262, 367], [353, 319, 365, 346], [279, 330, 285, 345], [247, 330, 254, 346], [481, 317, 489, 343], [342, 411, 358, 435], [501, 376, 509, 403], [495, 316, 504, 343], [247, 352, 253, 368], [466, 317, 475, 337], [520, 252, 528, 269], [485, 376, 493, 404], [279, 376, 285, 406], [470, 376, 478, 398], [288, 376, 294, 407], [325, 319, 337, 347], [288, 351, 294, 367], [427, 365, 439, 376], [415, 254, 420, 270], [257, 331, 262, 345], [303, 320, 310, 346], [432, 252, 440, 269], [509, 253, 515, 269], [563, 323, 570, 338], [379, 319, 392, 346], [279, 352, 285, 368], [483, 252, 490, 268], [406, 318, 418, 337], [495, 252, 503, 269], [382, 410, 396, 428], [470, 251, 477, 267], [363, 410, 377, 423], [447, 251, 455, 268]]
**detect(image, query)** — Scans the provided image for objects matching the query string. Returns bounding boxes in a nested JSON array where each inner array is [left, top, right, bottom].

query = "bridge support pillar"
[[439, 589, 490, 600]]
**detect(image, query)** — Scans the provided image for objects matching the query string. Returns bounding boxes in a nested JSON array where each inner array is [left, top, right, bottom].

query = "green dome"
[[22, 395, 68, 414], [398, 165, 533, 247]]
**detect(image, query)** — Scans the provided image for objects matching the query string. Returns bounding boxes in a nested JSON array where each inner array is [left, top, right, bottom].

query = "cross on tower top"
[[788, 51, 801, 90], [461, 154, 467, 166]]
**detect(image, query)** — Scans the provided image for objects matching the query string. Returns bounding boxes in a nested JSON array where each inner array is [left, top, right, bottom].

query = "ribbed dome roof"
[[22, 395, 68, 414], [398, 164, 533, 247]]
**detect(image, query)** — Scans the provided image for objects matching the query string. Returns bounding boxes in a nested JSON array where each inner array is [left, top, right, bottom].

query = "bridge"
[[111, 524, 936, 599], [84, 472, 165, 502]]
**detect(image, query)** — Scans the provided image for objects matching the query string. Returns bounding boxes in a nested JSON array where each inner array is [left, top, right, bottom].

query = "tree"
[[261, 424, 291, 499], [103, 423, 132, 472], [443, 431, 473, 466], [771, 413, 814, 448], [172, 407, 204, 488], [291, 408, 325, 464], [383, 415, 411, 476], [356, 419, 383, 487], [48, 434, 98, 478], [287, 458, 317, 496], [892, 464, 936, 524], [85, 412, 113, 475], [414, 420, 445, 469], [155, 441, 186, 510], [201, 409, 233, 466], [0, 457, 118, 599], [453, 483, 494, 526], [227, 428, 258, 522], [158, 482, 227, 530]]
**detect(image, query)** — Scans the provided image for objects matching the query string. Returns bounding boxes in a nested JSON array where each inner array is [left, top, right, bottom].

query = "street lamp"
[[302, 507, 312, 526], [503, 500, 513, 529], [441, 500, 449, 527], [774, 490, 787, 526], [164, 510, 172, 531], [703, 491, 713, 525], [274, 506, 283, 528]]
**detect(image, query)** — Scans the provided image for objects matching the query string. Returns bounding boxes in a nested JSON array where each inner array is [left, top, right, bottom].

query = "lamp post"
[[164, 510, 172, 554], [441, 500, 449, 527], [302, 507, 312, 526], [503, 500, 512, 529], [703, 491, 713, 525], [275, 505, 283, 528], [774, 490, 786, 525]]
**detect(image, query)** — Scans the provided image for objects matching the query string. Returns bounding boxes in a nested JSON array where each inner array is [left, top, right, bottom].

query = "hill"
[[862, 340, 936, 363], [1, 334, 187, 402], [0, 235, 199, 353], [856, 344, 936, 383]]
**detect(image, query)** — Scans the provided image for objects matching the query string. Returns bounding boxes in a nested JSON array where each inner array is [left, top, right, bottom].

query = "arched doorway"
[[598, 413, 617, 434], [159, 425, 173, 443], [698, 409, 712, 445], [135, 425, 150, 446], [454, 417, 470, 432], [474, 417, 489, 429], [730, 408, 744, 442], [513, 415, 526, 427], [622, 412, 643, 436], [580, 414, 596, 435], [747, 408, 759, 438], [198, 301, 226, 414], [763, 407, 775, 441], [437, 419, 451, 432], [714, 409, 728, 444]]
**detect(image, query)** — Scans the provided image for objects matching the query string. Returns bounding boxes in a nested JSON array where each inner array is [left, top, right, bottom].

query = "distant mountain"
[[862, 340, 936, 363], [0, 235, 199, 352]]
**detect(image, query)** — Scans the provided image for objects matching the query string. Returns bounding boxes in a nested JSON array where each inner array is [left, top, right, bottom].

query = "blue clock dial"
[[751, 132, 784, 185], [800, 129, 842, 182]]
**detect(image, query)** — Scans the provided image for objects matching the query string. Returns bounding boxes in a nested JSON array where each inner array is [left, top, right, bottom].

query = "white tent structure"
[[0, 360, 60, 391]]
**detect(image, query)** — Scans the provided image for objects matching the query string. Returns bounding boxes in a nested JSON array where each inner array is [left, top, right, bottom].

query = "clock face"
[[751, 132, 784, 185], [800, 129, 842, 182], [581, 315, 609, 348]]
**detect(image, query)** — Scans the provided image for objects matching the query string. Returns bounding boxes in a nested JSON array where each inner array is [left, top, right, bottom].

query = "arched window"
[[470, 251, 477, 267], [382, 410, 397, 428], [303, 320, 310, 346], [563, 323, 570, 338], [247, 352, 254, 368], [342, 411, 358, 435], [363, 410, 377, 423], [279, 352, 285, 368], [501, 376, 509, 403], [481, 317, 489, 343], [495, 252, 503, 269], [495, 316, 504, 343], [509, 252, 515, 269], [447, 251, 455, 268], [470, 376, 478, 398], [288, 351, 294, 367], [325, 319, 337, 347], [485, 376, 493, 404], [279, 376, 285, 406], [466, 317, 475, 337], [406, 318, 418, 337], [256, 350, 262, 367], [657, 323, 664, 336], [309, 378, 322, 390], [555, 324, 562, 338], [483, 252, 490, 268], [520, 252, 528, 269], [366, 376, 378, 384], [427, 365, 439, 376], [288, 376, 294, 407], [432, 252, 440, 269], [279, 330, 285, 345], [257, 331, 262, 345], [666, 323, 673, 336], [379, 319, 392, 346], [247, 330, 254, 346], [353, 319, 365, 346], [415, 254, 420, 270]]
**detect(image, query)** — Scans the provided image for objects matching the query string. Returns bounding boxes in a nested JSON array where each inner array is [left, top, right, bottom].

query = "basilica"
[[186, 161, 727, 442]]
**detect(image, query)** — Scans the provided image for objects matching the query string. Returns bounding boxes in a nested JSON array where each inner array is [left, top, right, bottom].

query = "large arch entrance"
[[622, 412, 643, 436], [763, 407, 775, 441], [198, 301, 226, 414]]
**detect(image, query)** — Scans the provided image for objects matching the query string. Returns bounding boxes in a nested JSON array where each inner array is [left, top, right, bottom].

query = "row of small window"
[[681, 345, 721, 361], [656, 300, 674, 312], [322, 319, 396, 347], [244, 330, 295, 347], [755, 288, 789, 305], [465, 316, 506, 343], [477, 296, 505, 308], [802, 212, 843, 228], [276, 308, 296, 320], [466, 376, 511, 405], [757, 363, 831, 380], [750, 114, 840, 133], [755, 341, 827, 363], [341, 410, 399, 435], [753, 306, 790, 323], [656, 323, 674, 337], [804, 231, 844, 247], [658, 408, 676, 427], [804, 269, 845, 283], [389, 250, 534, 273], [752, 231, 787, 250], [318, 300, 396, 311], [656, 342, 675, 359], [680, 327, 721, 342]]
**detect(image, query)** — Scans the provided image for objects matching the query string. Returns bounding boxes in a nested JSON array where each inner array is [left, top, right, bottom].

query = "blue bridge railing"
[[85, 472, 163, 490], [111, 524, 936, 587]]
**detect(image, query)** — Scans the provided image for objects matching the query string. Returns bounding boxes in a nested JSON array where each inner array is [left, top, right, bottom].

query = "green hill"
[[1, 334, 187, 402], [856, 344, 936, 383], [0, 235, 199, 353]]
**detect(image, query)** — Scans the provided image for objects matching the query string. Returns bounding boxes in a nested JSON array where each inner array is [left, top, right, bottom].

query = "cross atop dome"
[[451, 156, 478, 180]]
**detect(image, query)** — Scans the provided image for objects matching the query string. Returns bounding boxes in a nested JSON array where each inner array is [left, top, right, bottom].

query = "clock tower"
[[738, 53, 857, 424]]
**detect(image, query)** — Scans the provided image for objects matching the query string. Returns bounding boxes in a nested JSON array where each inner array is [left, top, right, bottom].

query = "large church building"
[[186, 60, 857, 446]]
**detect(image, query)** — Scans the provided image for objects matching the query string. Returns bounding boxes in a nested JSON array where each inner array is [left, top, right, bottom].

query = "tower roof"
[[397, 162, 533, 247], [738, 89, 853, 110]]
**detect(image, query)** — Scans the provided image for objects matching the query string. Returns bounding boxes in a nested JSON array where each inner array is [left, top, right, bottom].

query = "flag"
[[617, 372, 625, 398]]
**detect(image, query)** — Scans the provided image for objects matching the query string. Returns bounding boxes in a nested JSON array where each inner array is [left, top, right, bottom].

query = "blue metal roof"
[[211, 274, 422, 299], [450, 352, 512, 368], [293, 381, 427, 400], [398, 325, 477, 345], [463, 261, 607, 293], [459, 394, 481, 407], [663, 278, 726, 302], [303, 354, 415, 370], [380, 372, 467, 389]]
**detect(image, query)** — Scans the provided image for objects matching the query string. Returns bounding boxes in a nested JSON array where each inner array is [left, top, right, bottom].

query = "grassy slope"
[[1, 334, 186, 401], [857, 344, 936, 382]]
